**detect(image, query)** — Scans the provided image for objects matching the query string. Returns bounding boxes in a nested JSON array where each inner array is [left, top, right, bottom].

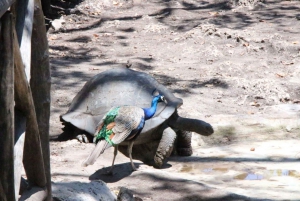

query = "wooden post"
[[13, 23, 47, 189], [14, 109, 26, 199], [0, 12, 15, 201], [14, 0, 34, 79], [30, 0, 52, 199], [11, 0, 35, 197], [0, 0, 15, 18], [10, 0, 47, 193]]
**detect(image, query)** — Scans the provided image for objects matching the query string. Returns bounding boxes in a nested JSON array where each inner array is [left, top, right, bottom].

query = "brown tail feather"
[[82, 140, 111, 167]]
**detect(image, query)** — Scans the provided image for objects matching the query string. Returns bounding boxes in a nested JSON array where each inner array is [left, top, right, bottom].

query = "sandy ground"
[[47, 0, 300, 200]]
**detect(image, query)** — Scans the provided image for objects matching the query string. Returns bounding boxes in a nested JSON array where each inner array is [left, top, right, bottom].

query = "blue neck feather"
[[143, 95, 162, 120]]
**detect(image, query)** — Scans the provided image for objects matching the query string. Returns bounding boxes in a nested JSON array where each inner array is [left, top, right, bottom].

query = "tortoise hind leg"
[[154, 127, 176, 168], [175, 130, 193, 156]]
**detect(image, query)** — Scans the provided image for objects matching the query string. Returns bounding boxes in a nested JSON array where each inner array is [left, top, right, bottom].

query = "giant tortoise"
[[60, 67, 213, 168]]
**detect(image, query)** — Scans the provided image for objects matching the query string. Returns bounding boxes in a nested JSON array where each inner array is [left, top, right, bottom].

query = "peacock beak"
[[160, 96, 166, 103]]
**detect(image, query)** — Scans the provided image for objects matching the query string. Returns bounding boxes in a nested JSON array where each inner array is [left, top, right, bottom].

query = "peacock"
[[82, 94, 165, 172]]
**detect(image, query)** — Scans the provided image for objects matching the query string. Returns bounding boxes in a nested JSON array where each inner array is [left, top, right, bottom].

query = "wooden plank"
[[30, 0, 52, 199], [14, 110, 26, 200], [0, 0, 15, 18], [0, 11, 15, 201], [0, 181, 5, 198], [14, 0, 34, 79], [11, 0, 43, 197], [13, 22, 47, 189]]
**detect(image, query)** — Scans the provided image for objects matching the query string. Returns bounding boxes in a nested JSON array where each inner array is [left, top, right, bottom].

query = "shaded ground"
[[48, 0, 300, 200]]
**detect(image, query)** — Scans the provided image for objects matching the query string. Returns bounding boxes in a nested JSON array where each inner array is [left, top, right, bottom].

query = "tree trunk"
[[30, 0, 52, 199], [0, 11, 15, 201]]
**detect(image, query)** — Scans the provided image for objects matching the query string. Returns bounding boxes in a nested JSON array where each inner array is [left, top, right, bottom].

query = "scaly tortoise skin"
[[60, 67, 213, 168]]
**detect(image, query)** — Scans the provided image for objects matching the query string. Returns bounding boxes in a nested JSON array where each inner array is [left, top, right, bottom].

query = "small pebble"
[[286, 126, 292, 132]]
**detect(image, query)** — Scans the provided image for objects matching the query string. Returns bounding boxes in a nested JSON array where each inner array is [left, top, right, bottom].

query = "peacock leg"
[[108, 145, 118, 174], [128, 141, 137, 171]]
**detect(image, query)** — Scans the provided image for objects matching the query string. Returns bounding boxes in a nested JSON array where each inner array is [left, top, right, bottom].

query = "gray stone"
[[52, 181, 117, 201], [51, 17, 65, 31]]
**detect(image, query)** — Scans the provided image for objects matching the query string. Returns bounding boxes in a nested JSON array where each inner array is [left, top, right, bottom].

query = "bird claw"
[[76, 134, 90, 143], [131, 164, 137, 172]]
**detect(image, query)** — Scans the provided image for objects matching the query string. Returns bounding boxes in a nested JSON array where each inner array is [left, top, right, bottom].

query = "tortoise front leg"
[[154, 127, 176, 168]]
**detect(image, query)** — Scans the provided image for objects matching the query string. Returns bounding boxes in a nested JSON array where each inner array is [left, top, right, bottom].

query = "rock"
[[52, 181, 117, 201], [51, 17, 66, 31], [286, 126, 292, 132], [117, 187, 134, 201]]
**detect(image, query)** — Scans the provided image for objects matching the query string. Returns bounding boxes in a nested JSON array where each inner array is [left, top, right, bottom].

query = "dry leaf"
[[243, 43, 249, 47], [209, 12, 219, 17], [205, 84, 214, 88], [281, 61, 294, 65], [49, 35, 57, 40], [276, 73, 286, 78], [152, 70, 161, 73], [89, 68, 99, 70], [293, 99, 300, 104], [226, 44, 234, 48], [250, 102, 260, 107]]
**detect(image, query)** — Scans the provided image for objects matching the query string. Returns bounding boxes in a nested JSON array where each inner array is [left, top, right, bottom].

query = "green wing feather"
[[94, 106, 120, 145], [83, 106, 145, 167]]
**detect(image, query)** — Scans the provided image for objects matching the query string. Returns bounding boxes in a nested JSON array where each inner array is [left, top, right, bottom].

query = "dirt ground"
[[47, 0, 300, 200]]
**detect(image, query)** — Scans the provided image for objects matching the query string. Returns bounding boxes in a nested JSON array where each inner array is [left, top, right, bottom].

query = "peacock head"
[[153, 95, 165, 104], [151, 89, 166, 103], [143, 93, 166, 119]]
